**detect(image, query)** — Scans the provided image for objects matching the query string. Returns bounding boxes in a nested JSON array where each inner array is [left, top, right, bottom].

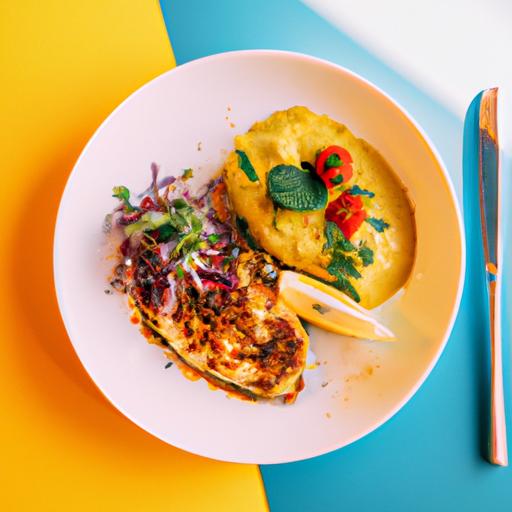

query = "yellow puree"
[[223, 106, 416, 309]]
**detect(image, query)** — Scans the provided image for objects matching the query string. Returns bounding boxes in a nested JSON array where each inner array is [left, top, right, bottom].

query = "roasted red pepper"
[[315, 145, 353, 189], [325, 190, 367, 239], [139, 195, 158, 211]]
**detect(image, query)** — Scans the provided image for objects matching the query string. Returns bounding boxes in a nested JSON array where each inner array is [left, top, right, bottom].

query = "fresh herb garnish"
[[312, 303, 330, 314], [207, 233, 220, 243], [267, 164, 328, 211], [325, 272, 360, 303], [182, 168, 194, 180], [348, 185, 375, 198], [236, 150, 259, 182], [154, 223, 177, 243], [325, 153, 342, 168], [125, 211, 171, 236], [172, 198, 189, 210], [175, 265, 184, 279], [112, 185, 137, 212], [236, 216, 259, 250], [322, 221, 375, 303], [366, 217, 389, 233], [357, 244, 374, 267], [324, 221, 355, 252], [329, 251, 361, 280], [329, 175, 344, 185]]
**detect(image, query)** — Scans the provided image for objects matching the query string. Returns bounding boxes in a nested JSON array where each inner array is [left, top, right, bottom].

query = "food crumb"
[[164, 361, 173, 369], [197, 141, 202, 151], [325, 412, 331, 419], [365, 365, 374, 376], [227, 106, 232, 111], [343, 397, 349, 402], [104, 289, 113, 295], [229, 122, 235, 128], [321, 381, 329, 388], [225, 116, 229, 120]]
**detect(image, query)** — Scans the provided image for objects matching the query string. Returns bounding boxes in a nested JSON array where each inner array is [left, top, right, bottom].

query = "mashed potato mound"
[[223, 106, 415, 309]]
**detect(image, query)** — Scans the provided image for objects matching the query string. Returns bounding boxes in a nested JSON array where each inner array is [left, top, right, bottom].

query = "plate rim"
[[53, 49, 466, 464]]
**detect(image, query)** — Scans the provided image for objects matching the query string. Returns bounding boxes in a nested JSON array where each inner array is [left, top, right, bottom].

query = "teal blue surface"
[[160, 1, 512, 510]]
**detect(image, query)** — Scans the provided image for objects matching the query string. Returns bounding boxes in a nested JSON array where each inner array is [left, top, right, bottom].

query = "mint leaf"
[[267, 165, 328, 211], [236, 216, 259, 250], [236, 150, 259, 182], [348, 185, 375, 198], [366, 217, 389, 232]]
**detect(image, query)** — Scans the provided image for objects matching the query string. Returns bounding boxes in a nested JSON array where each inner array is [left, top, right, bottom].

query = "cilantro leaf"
[[112, 185, 137, 212], [357, 244, 374, 267], [329, 174, 344, 185], [236, 216, 259, 250], [366, 217, 389, 232], [236, 150, 259, 182], [207, 233, 220, 243], [328, 251, 361, 280], [348, 185, 375, 198], [324, 221, 355, 252]]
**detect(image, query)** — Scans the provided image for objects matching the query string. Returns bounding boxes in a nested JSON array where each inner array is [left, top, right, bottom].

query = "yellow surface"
[[224, 106, 416, 308], [0, 2, 268, 511]]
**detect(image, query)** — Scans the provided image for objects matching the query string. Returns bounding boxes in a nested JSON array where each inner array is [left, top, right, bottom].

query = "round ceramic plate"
[[54, 50, 465, 464]]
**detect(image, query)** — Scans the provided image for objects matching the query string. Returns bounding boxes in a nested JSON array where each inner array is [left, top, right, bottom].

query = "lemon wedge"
[[278, 271, 395, 341]]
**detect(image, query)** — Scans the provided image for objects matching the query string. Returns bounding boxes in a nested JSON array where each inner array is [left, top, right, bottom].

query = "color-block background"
[[2, 0, 511, 510], [160, 2, 512, 510]]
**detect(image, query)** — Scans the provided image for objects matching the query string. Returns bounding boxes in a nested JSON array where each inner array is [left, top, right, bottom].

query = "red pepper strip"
[[339, 209, 367, 240], [325, 190, 366, 240], [202, 279, 231, 291], [140, 195, 158, 210], [315, 145, 353, 189]]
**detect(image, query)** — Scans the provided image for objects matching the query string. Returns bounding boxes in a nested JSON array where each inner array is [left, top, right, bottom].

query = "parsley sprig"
[[323, 221, 374, 302]]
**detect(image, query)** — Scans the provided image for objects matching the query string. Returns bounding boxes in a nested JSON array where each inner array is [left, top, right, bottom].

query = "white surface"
[[54, 50, 464, 464], [303, 0, 512, 119]]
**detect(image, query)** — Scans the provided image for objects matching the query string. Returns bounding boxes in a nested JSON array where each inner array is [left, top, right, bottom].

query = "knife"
[[478, 87, 508, 466]]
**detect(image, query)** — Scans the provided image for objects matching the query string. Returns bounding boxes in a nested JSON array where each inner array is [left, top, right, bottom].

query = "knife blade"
[[478, 87, 508, 466]]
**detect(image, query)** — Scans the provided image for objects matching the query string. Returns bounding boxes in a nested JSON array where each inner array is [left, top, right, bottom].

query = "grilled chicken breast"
[[130, 251, 308, 401]]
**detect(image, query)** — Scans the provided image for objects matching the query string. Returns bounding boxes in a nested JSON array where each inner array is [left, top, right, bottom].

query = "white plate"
[[54, 50, 465, 464]]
